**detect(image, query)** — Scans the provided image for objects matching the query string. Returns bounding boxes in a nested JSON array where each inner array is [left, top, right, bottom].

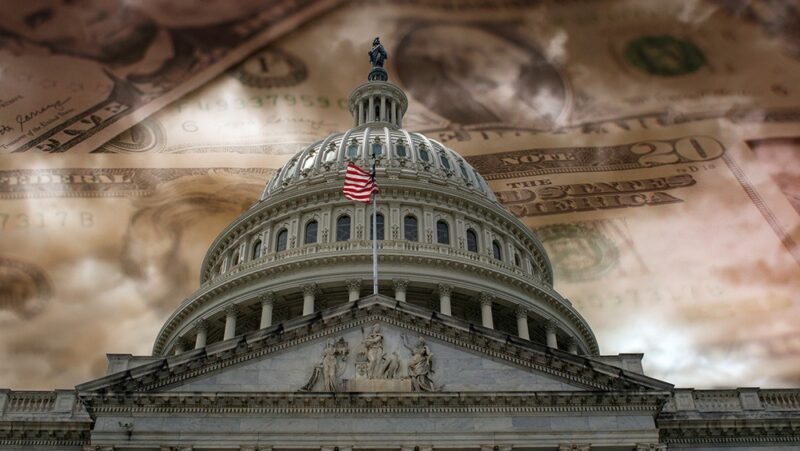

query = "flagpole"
[[371, 157, 378, 295]]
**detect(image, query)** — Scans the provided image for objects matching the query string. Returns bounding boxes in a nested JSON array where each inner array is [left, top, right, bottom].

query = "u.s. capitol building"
[[2, 39, 799, 451]]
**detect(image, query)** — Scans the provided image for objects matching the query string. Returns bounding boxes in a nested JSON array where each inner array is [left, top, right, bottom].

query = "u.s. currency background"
[[1, 0, 799, 390], [0, 0, 340, 154]]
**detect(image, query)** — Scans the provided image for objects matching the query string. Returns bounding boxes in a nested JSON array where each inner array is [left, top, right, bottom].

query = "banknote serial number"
[[176, 95, 348, 113], [0, 211, 94, 229]]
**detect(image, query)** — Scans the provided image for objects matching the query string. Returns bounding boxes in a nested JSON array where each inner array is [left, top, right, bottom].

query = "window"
[[370, 213, 384, 240], [371, 140, 383, 156], [436, 220, 450, 245], [302, 149, 316, 170], [276, 229, 288, 252], [231, 251, 239, 267], [439, 152, 452, 171], [459, 161, 470, 181], [492, 240, 502, 261], [514, 252, 521, 267], [418, 145, 431, 162], [467, 229, 478, 252], [395, 141, 407, 158], [336, 215, 351, 241], [404, 215, 418, 241], [473, 170, 487, 193], [305, 220, 318, 244], [347, 141, 359, 158], [252, 240, 262, 259], [324, 143, 337, 162], [285, 159, 297, 177]]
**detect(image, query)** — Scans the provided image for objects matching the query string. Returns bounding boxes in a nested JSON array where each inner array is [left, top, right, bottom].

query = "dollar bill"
[[457, 120, 800, 387], [0, 0, 341, 154], [0, 154, 284, 387], [96, 0, 800, 155]]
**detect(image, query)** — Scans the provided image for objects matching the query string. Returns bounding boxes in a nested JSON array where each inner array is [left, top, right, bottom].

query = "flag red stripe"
[[343, 163, 378, 203]]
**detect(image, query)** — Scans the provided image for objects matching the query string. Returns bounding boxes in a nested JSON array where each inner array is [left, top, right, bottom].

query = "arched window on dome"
[[467, 229, 479, 252], [231, 251, 240, 268], [395, 140, 407, 158], [473, 169, 487, 193], [458, 161, 471, 182], [305, 220, 318, 245], [276, 228, 288, 252], [284, 159, 298, 178], [514, 251, 521, 267], [323, 142, 337, 163], [370, 213, 384, 240], [418, 145, 431, 163], [371, 138, 383, 157], [439, 152, 452, 171], [336, 215, 351, 241], [347, 140, 359, 159], [436, 220, 450, 245], [302, 149, 316, 171], [252, 239, 262, 260], [404, 215, 418, 241], [492, 240, 503, 261]]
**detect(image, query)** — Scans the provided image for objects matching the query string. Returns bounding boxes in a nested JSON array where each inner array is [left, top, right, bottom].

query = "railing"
[[693, 390, 742, 412], [4, 391, 57, 413], [204, 239, 536, 289], [760, 390, 800, 410], [666, 389, 800, 413]]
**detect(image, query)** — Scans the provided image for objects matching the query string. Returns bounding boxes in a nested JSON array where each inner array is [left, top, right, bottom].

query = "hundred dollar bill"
[[0, 0, 341, 154], [0, 154, 284, 388], [457, 120, 800, 387], [98, 0, 800, 154]]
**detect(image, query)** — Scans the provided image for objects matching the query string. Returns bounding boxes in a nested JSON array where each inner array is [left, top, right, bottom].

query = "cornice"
[[81, 391, 668, 416]]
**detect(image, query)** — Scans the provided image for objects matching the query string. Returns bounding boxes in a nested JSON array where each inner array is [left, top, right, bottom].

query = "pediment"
[[77, 295, 671, 394], [168, 321, 581, 393]]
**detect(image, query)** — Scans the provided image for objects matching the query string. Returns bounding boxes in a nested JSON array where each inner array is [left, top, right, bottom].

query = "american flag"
[[343, 163, 378, 203]]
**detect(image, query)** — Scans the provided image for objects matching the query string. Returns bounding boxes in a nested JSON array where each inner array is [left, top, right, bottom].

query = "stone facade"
[[2, 43, 799, 451]]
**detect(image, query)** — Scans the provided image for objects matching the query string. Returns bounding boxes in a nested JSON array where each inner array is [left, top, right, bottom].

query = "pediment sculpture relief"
[[300, 338, 350, 392], [299, 324, 437, 392]]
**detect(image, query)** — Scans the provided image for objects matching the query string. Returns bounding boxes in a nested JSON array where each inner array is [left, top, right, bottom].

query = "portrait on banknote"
[[395, 23, 566, 130]]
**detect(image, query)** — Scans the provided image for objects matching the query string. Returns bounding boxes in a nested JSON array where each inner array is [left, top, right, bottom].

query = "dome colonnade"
[[153, 46, 599, 358]]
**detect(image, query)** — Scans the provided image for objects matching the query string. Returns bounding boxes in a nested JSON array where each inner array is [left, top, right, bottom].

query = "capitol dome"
[[152, 46, 599, 358]]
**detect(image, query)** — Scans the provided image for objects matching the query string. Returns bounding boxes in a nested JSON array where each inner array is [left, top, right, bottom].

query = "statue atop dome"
[[368, 37, 389, 81], [369, 37, 388, 67]]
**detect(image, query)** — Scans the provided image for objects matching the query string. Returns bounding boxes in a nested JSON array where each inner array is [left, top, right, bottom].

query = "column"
[[393, 279, 408, 302], [223, 304, 238, 340], [479, 293, 494, 329], [567, 337, 578, 355], [380, 96, 386, 121], [302, 283, 317, 315], [438, 283, 452, 316], [368, 96, 374, 121], [545, 320, 558, 348], [173, 338, 186, 355], [259, 292, 275, 329], [358, 101, 364, 126], [391, 100, 396, 124], [194, 320, 207, 349], [516, 307, 530, 340], [346, 279, 361, 302]]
